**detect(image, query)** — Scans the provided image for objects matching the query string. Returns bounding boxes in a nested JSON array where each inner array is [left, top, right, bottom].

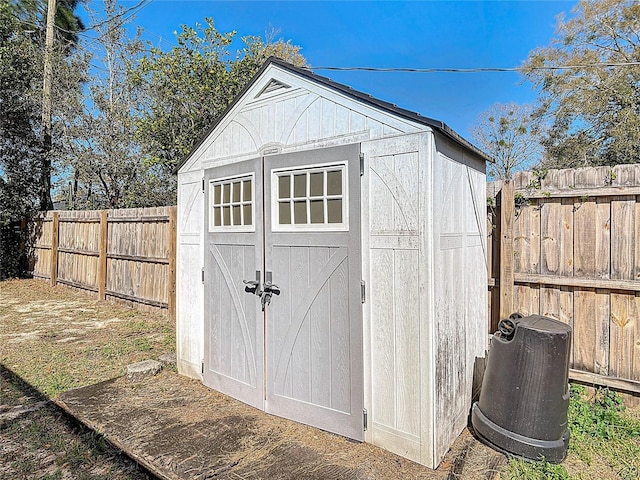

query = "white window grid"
[[209, 174, 254, 232], [272, 163, 348, 232]]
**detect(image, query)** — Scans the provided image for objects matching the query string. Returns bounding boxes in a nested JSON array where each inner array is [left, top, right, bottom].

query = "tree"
[[471, 103, 543, 179], [11, 0, 85, 45], [524, 0, 640, 167], [61, 0, 158, 209], [132, 18, 306, 176], [1, 0, 85, 276], [0, 1, 42, 276]]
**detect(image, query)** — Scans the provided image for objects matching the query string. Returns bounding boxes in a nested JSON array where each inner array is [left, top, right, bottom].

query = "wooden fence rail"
[[488, 164, 640, 396], [31, 206, 177, 317]]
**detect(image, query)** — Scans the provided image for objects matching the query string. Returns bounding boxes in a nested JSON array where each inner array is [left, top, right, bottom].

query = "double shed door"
[[203, 144, 363, 440]]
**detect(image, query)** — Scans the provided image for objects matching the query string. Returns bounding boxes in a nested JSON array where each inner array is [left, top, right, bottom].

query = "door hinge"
[[201, 267, 205, 284], [202, 178, 205, 193], [201, 360, 205, 374], [359, 153, 365, 177], [363, 408, 368, 431], [360, 280, 366, 304]]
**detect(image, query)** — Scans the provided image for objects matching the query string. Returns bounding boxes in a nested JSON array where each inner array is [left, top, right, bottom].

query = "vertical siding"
[[432, 136, 487, 464]]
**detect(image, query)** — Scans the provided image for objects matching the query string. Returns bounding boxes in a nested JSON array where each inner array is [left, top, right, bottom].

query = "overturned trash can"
[[471, 314, 572, 463]]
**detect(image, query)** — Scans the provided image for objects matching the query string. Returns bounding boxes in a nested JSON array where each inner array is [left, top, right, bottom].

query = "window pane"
[[223, 206, 231, 225], [232, 181, 241, 202], [327, 170, 342, 195], [223, 183, 231, 203], [294, 200, 307, 224], [279, 175, 290, 199], [232, 205, 241, 225], [243, 180, 252, 202], [327, 199, 342, 223], [279, 202, 291, 224], [243, 204, 252, 225], [310, 172, 323, 197], [214, 185, 221, 205], [310, 200, 324, 223], [293, 174, 306, 198], [214, 207, 221, 227]]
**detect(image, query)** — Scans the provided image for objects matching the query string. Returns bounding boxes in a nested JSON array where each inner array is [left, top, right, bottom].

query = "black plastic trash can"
[[471, 314, 572, 463]]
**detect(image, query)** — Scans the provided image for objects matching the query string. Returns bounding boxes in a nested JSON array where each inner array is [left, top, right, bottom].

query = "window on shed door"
[[209, 175, 254, 231], [273, 164, 347, 231]]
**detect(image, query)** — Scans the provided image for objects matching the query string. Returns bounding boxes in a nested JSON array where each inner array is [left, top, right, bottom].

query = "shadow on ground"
[[0, 364, 156, 480]]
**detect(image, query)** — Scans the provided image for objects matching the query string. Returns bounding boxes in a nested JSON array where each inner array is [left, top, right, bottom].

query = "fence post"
[[499, 181, 515, 320], [50, 212, 59, 286], [98, 210, 108, 300], [168, 206, 177, 319]]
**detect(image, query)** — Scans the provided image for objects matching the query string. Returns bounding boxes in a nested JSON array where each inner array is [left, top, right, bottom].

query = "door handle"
[[261, 271, 280, 310], [243, 271, 262, 295]]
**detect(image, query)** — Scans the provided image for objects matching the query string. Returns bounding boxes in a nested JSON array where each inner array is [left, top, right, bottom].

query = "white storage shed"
[[175, 58, 489, 468]]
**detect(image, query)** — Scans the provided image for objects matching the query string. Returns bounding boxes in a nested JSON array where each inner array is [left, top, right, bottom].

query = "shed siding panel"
[[177, 172, 204, 378], [432, 135, 487, 464], [181, 73, 423, 173], [363, 135, 428, 465]]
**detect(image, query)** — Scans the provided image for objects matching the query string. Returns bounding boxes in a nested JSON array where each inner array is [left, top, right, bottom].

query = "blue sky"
[[82, 0, 577, 141]]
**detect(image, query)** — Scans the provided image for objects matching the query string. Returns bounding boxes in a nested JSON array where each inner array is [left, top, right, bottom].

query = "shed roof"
[[175, 57, 492, 174]]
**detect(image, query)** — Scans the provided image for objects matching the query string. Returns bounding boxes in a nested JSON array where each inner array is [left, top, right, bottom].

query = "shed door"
[[203, 157, 264, 410], [203, 144, 363, 441]]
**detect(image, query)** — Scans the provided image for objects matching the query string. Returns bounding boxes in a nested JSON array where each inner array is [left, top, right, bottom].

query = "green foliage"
[[524, 0, 640, 167], [60, 0, 155, 209], [568, 384, 640, 479], [570, 385, 640, 443], [0, 1, 42, 278], [132, 18, 306, 174], [1, 0, 86, 277], [504, 458, 569, 480], [12, 0, 85, 46]]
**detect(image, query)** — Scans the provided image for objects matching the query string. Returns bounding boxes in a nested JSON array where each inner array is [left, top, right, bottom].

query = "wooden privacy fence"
[[488, 165, 640, 396], [31, 206, 177, 317]]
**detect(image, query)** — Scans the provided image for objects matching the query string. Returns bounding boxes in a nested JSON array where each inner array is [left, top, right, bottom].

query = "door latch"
[[243, 271, 262, 296], [261, 271, 280, 310]]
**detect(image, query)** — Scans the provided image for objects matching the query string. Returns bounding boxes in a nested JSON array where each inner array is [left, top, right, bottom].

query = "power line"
[[307, 62, 640, 73]]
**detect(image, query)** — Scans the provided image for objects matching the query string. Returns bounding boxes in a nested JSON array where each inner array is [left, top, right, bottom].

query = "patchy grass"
[[0, 279, 175, 398], [502, 384, 640, 480], [0, 278, 174, 479], [0, 365, 153, 479]]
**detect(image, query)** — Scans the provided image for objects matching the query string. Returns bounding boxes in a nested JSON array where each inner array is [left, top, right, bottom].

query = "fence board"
[[609, 292, 639, 381], [30, 206, 177, 317], [611, 196, 635, 280], [488, 165, 640, 395]]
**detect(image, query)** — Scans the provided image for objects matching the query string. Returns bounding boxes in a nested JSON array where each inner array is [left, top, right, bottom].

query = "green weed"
[[502, 384, 640, 480], [504, 458, 569, 479], [134, 337, 153, 352], [568, 385, 640, 479]]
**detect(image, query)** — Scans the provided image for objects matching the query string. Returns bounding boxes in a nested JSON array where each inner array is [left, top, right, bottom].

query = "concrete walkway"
[[57, 370, 505, 480]]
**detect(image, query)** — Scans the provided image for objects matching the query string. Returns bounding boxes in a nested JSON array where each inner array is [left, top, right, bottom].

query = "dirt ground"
[[57, 370, 506, 480], [0, 279, 509, 479], [0, 279, 175, 397], [40, 278, 640, 480], [5, 278, 640, 479]]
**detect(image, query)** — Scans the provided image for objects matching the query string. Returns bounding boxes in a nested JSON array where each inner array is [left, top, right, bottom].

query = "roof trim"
[[175, 57, 492, 174]]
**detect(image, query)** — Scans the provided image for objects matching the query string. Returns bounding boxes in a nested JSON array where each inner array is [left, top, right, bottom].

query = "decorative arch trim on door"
[[209, 244, 258, 385], [273, 246, 349, 394]]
